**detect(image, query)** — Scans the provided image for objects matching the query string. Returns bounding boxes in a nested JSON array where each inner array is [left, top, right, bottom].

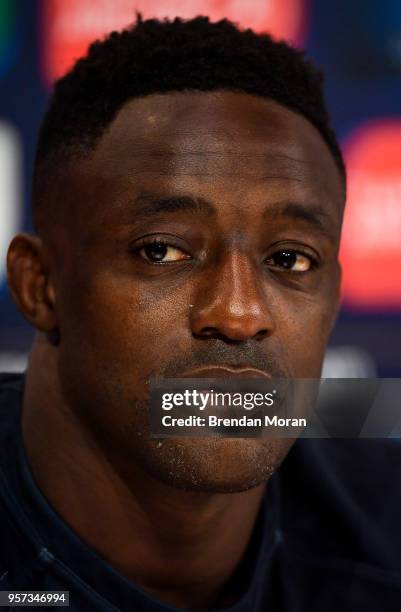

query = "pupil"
[[145, 243, 167, 261], [276, 250, 296, 268]]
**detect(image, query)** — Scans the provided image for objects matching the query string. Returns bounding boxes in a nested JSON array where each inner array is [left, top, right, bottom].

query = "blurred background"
[[0, 0, 400, 377]]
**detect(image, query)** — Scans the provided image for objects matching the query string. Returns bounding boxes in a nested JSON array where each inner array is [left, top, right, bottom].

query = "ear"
[[6, 233, 58, 335]]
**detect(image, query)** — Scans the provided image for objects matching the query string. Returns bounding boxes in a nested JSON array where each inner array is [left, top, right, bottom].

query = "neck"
[[22, 335, 267, 610]]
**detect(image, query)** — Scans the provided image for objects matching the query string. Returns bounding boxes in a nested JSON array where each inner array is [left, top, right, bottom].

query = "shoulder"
[[0, 372, 24, 440], [277, 438, 401, 571], [0, 372, 24, 396], [0, 373, 38, 588]]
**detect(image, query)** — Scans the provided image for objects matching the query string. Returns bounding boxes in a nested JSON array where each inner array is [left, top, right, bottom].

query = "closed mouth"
[[179, 365, 272, 379]]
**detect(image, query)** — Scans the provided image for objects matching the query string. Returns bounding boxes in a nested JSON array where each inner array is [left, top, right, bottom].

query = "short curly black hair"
[[33, 15, 345, 213]]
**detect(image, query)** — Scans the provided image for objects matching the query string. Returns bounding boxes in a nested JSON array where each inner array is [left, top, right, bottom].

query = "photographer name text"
[[160, 415, 306, 428]]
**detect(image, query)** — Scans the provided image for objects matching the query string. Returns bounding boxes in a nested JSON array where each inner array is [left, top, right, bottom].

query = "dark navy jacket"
[[0, 373, 400, 611]]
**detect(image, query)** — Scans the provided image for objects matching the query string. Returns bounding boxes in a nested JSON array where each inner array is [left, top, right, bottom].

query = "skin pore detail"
[[8, 91, 344, 610]]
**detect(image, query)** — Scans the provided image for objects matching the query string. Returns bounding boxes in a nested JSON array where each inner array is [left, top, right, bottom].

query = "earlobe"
[[6, 233, 58, 335]]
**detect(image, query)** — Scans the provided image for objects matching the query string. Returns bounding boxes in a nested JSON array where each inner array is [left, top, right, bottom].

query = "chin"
[[138, 437, 293, 493]]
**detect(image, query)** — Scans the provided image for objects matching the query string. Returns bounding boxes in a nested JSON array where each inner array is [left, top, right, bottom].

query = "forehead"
[[50, 91, 344, 235], [95, 91, 341, 186]]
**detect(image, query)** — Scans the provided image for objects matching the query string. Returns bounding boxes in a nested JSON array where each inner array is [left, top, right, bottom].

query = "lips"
[[179, 366, 272, 379]]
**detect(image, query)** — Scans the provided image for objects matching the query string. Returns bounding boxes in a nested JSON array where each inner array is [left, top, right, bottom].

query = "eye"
[[138, 240, 191, 264], [265, 249, 314, 272]]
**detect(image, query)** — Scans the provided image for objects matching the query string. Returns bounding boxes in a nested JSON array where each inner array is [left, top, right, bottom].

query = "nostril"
[[198, 327, 219, 337], [194, 324, 269, 343], [255, 329, 269, 341], [193, 329, 246, 344]]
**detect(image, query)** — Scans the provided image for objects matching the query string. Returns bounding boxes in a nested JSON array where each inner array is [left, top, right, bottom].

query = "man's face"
[[44, 91, 344, 492]]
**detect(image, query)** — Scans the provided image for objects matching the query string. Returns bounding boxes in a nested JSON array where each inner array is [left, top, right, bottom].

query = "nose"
[[190, 252, 275, 342]]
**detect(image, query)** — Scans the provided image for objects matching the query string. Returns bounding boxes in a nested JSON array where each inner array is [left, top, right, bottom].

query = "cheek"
[[56, 270, 201, 449], [59, 270, 191, 380], [275, 295, 335, 377]]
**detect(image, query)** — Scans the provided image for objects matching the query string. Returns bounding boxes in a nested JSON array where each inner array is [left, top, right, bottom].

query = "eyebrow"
[[263, 201, 330, 230], [133, 193, 331, 232], [134, 193, 216, 217]]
